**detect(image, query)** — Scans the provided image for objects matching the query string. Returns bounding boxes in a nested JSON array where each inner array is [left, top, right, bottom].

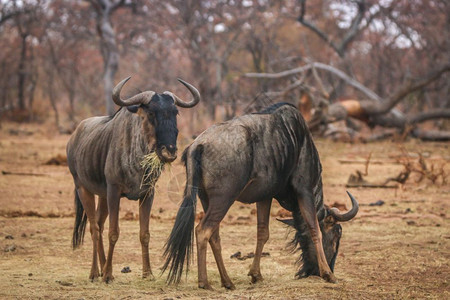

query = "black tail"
[[162, 145, 203, 284], [72, 188, 87, 249]]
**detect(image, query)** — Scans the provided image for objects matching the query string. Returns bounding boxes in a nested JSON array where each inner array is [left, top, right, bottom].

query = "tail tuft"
[[162, 146, 203, 284], [72, 189, 87, 249]]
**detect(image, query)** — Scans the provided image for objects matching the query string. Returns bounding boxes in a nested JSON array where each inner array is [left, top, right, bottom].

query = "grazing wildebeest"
[[67, 77, 200, 282], [163, 102, 358, 290]]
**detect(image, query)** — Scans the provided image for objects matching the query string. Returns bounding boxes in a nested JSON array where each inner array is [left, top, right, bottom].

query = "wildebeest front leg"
[[76, 186, 100, 281], [96, 196, 108, 273], [103, 184, 121, 283], [209, 227, 235, 290], [139, 194, 154, 280], [248, 198, 272, 283], [297, 193, 337, 283]]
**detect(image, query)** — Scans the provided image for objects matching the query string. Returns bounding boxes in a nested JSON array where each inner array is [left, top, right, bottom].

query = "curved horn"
[[164, 78, 201, 108], [329, 191, 359, 222], [112, 76, 156, 107]]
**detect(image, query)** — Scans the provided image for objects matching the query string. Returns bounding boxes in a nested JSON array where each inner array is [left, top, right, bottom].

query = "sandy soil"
[[0, 122, 449, 299]]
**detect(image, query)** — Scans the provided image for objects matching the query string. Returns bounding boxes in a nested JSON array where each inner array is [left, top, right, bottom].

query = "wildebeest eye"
[[146, 111, 155, 118]]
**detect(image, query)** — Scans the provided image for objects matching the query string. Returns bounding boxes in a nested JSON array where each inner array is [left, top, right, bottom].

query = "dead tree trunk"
[[245, 62, 450, 141], [88, 0, 129, 115], [17, 33, 27, 111], [47, 70, 60, 129]]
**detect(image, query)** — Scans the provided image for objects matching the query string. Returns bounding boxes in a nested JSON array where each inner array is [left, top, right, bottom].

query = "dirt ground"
[[0, 122, 449, 299]]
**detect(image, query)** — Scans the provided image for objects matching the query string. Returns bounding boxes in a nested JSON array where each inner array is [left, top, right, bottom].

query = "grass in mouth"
[[140, 152, 166, 190]]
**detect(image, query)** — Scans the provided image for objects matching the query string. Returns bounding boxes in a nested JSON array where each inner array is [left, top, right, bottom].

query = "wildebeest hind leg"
[[102, 184, 121, 283], [96, 196, 108, 273], [196, 198, 233, 290], [209, 227, 235, 290], [77, 186, 100, 281], [248, 198, 272, 283], [139, 194, 155, 280], [297, 192, 337, 283]]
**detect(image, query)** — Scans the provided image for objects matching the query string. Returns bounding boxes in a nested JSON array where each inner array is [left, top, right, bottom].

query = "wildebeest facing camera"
[[67, 77, 201, 282]]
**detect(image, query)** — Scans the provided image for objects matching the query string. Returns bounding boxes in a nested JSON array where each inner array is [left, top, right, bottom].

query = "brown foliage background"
[[0, 0, 448, 138]]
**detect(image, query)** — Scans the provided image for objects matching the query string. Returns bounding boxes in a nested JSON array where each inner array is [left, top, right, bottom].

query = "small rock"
[[28, 273, 33, 276], [122, 211, 135, 221], [4, 244, 16, 252], [121, 266, 131, 273], [406, 220, 416, 226], [56, 280, 73, 286], [369, 200, 385, 206], [21, 233, 27, 238], [405, 208, 412, 213], [5, 235, 14, 240], [230, 251, 241, 259]]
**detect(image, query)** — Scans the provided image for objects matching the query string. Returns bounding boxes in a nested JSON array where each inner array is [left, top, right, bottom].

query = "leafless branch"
[[338, 1, 366, 54], [245, 62, 383, 102], [297, 0, 368, 57], [264, 75, 307, 99], [297, 0, 342, 56], [360, 63, 450, 115], [408, 109, 450, 124]]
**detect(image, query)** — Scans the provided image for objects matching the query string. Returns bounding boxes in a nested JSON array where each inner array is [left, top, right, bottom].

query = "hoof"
[[199, 282, 214, 290], [248, 272, 263, 284], [323, 272, 337, 283], [222, 282, 236, 290], [89, 270, 100, 282], [142, 272, 155, 281], [102, 274, 115, 284]]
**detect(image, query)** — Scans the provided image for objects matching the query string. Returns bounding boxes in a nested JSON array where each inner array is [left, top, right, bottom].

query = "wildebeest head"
[[279, 191, 358, 276], [321, 192, 359, 271], [112, 77, 200, 163]]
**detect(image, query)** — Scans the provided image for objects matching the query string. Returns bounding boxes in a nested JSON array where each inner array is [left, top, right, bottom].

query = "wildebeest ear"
[[276, 218, 295, 227], [127, 105, 139, 113]]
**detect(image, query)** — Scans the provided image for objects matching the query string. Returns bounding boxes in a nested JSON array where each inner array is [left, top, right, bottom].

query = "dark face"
[[129, 94, 179, 162], [321, 214, 343, 272]]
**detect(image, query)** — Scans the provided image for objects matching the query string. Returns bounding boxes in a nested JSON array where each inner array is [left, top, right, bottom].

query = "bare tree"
[[11, 1, 41, 112], [86, 0, 136, 115]]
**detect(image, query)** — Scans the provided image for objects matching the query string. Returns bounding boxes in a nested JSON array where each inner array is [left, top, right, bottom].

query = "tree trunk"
[[17, 34, 27, 111], [0, 61, 7, 109], [27, 70, 38, 121], [97, 6, 120, 116], [47, 70, 59, 129]]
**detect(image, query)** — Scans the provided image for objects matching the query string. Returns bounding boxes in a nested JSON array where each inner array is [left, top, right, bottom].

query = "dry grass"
[[0, 122, 449, 299], [140, 151, 166, 199]]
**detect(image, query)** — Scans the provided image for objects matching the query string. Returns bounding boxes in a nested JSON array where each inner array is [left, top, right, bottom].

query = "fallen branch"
[[245, 62, 383, 102], [411, 129, 450, 142], [2, 170, 48, 176], [346, 183, 398, 189], [338, 160, 396, 165]]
